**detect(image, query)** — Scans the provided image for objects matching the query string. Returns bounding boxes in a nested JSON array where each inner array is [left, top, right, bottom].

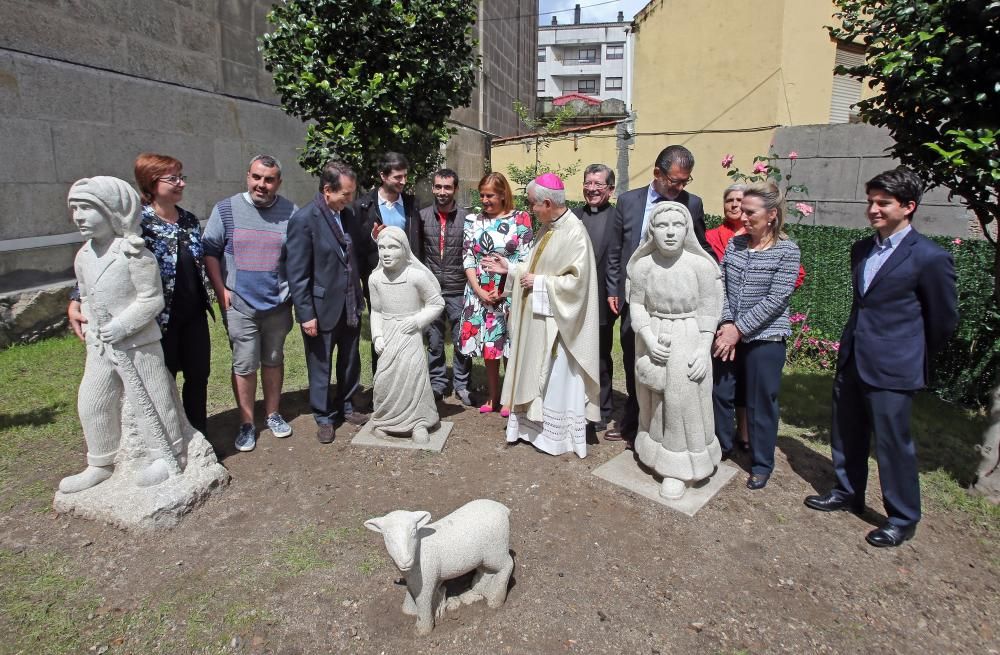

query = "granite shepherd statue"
[[365, 499, 513, 635], [54, 176, 227, 529]]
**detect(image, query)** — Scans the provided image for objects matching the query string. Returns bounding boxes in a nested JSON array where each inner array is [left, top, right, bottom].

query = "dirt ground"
[[2, 387, 999, 655]]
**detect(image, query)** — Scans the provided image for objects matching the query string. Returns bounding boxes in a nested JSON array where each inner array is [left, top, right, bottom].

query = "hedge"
[[705, 214, 998, 406]]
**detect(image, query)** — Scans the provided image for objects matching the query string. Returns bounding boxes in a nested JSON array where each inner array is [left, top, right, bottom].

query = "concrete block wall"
[[0, 0, 315, 293], [772, 124, 974, 237]]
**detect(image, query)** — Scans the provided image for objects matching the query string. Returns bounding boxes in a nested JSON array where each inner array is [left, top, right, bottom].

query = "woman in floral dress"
[[459, 172, 533, 414]]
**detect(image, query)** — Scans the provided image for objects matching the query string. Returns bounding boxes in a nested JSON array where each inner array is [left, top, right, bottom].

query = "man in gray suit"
[[573, 163, 621, 437], [605, 145, 715, 445], [285, 160, 372, 444]]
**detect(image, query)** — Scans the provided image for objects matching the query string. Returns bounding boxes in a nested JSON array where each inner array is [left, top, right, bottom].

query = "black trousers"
[[713, 340, 786, 476], [303, 312, 361, 426], [619, 305, 639, 435], [831, 355, 920, 527], [596, 316, 615, 425], [160, 311, 211, 434]]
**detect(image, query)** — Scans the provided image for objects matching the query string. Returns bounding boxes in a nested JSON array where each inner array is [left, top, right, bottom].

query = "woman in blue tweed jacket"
[[712, 181, 801, 490]]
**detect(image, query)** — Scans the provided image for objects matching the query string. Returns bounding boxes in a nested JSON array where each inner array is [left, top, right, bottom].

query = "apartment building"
[[536, 4, 632, 106]]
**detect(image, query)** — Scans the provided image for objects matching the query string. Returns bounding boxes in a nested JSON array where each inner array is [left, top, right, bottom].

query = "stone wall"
[[0, 0, 314, 295], [772, 124, 975, 237], [0, 0, 537, 346]]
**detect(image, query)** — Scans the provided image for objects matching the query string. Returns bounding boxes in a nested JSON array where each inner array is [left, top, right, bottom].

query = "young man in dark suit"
[[605, 145, 715, 444], [573, 163, 621, 437], [353, 152, 424, 374], [285, 160, 372, 444], [805, 167, 958, 547]]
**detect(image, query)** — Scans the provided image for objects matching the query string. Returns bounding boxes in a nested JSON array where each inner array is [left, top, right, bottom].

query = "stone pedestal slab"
[[53, 396, 229, 531], [351, 421, 453, 453], [593, 452, 738, 517]]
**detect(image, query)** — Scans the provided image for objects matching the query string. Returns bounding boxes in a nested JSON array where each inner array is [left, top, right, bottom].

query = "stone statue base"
[[351, 421, 453, 453], [971, 385, 1000, 504], [592, 452, 738, 516], [53, 391, 229, 531]]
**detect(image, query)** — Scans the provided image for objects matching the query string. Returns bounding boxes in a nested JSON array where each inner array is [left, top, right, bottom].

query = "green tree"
[[260, 0, 479, 185], [829, 0, 1000, 301]]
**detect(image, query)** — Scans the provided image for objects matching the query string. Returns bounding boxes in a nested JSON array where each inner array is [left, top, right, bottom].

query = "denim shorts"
[[224, 304, 293, 374]]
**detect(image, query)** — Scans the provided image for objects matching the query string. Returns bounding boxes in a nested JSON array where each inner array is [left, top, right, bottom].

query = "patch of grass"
[[0, 548, 102, 655], [271, 525, 342, 576], [358, 551, 387, 576], [921, 469, 1000, 534]]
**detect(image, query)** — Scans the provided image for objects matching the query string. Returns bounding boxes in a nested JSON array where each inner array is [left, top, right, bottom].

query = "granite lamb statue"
[[364, 499, 513, 635]]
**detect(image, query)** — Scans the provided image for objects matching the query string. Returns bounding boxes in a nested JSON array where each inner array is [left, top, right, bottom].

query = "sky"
[[537, 0, 651, 25]]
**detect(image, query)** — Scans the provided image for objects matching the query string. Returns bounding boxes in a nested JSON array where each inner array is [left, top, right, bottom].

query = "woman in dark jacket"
[[69, 153, 213, 433]]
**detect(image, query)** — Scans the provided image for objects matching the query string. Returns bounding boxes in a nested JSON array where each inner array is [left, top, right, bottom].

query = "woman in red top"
[[706, 183, 747, 261], [707, 184, 751, 452]]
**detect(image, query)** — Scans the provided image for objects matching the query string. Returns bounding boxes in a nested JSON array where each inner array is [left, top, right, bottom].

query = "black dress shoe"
[[804, 491, 864, 514], [746, 474, 769, 490], [316, 423, 335, 444], [865, 523, 916, 548]]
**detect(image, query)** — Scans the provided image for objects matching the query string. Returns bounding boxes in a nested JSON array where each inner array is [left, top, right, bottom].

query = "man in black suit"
[[286, 160, 372, 444], [573, 163, 621, 436], [605, 145, 715, 444], [354, 152, 424, 374], [805, 167, 958, 548]]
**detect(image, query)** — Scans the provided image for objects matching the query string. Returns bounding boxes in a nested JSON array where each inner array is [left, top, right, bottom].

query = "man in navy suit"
[[605, 145, 715, 444], [286, 160, 373, 444], [805, 167, 958, 547]]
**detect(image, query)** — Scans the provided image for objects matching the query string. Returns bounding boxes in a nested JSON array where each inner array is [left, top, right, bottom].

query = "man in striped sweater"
[[204, 155, 298, 453]]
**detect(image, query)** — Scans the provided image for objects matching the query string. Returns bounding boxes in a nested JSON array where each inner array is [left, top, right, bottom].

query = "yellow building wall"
[[629, 0, 841, 214], [490, 127, 620, 202], [493, 0, 855, 213]]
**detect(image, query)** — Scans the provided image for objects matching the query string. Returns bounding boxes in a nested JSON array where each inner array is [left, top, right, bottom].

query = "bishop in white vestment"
[[486, 173, 601, 458]]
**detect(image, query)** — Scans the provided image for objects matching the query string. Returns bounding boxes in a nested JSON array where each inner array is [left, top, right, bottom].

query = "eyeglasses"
[[158, 175, 188, 186], [583, 182, 610, 189], [665, 174, 692, 186]]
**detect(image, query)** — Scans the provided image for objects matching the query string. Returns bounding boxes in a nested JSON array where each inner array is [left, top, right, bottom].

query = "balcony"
[[559, 57, 602, 66]]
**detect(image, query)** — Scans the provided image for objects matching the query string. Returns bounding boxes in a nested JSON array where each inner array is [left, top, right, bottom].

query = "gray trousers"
[[79, 341, 184, 467], [425, 293, 471, 394]]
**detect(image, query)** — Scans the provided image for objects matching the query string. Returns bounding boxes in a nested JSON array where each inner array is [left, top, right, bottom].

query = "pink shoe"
[[479, 403, 495, 414], [500, 408, 510, 418]]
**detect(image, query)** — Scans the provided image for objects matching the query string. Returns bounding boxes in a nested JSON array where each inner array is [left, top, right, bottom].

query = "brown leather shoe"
[[317, 424, 335, 444], [604, 429, 625, 441], [344, 411, 370, 427]]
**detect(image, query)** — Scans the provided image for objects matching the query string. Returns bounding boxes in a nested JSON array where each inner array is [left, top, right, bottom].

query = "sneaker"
[[267, 412, 293, 438], [455, 388, 473, 407], [235, 423, 257, 452]]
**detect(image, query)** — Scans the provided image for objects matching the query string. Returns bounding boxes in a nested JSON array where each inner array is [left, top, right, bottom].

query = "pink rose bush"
[[721, 154, 734, 168], [787, 312, 840, 370], [795, 202, 814, 217]]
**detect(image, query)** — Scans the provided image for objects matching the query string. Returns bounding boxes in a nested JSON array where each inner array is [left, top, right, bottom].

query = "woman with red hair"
[[458, 172, 533, 414], [68, 153, 213, 434]]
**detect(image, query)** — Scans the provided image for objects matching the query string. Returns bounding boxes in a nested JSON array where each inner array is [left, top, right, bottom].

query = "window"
[[537, 78, 546, 93], [578, 79, 597, 94], [606, 77, 622, 90], [537, 47, 546, 62], [606, 44, 624, 60], [829, 42, 865, 123], [578, 48, 597, 63]]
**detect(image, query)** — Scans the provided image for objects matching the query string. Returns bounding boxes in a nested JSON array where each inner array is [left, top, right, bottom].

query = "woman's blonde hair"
[[742, 181, 788, 241]]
